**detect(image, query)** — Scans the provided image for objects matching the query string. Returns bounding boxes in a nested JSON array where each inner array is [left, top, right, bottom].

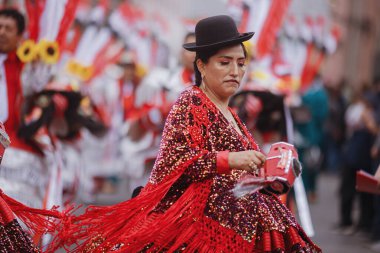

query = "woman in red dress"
[[1, 15, 321, 253]]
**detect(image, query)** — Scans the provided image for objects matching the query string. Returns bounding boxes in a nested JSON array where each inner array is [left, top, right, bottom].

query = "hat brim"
[[183, 32, 254, 51]]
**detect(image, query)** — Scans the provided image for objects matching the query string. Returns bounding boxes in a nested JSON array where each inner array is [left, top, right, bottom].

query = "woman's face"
[[199, 44, 246, 100]]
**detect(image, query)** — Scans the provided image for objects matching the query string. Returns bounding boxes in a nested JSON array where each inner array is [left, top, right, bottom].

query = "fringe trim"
[[0, 190, 63, 237], [45, 152, 207, 252], [45, 177, 320, 253]]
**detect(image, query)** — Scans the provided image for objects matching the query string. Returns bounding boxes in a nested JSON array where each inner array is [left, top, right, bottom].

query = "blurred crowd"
[[0, 0, 380, 251]]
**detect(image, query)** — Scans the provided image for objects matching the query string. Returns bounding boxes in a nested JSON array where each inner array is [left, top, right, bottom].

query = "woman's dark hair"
[[193, 43, 247, 86], [0, 8, 25, 35]]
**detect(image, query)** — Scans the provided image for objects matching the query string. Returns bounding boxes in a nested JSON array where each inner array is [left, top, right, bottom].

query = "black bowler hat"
[[183, 15, 254, 52]]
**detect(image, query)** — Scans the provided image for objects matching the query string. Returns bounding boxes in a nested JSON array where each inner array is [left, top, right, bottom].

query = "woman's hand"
[[228, 150, 266, 173]]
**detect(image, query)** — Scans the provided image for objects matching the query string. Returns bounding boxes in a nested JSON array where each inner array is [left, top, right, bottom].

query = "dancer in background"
[[121, 32, 196, 194], [0, 8, 47, 209]]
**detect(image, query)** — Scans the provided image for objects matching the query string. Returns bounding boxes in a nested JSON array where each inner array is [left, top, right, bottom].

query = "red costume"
[[0, 52, 48, 210], [44, 86, 320, 253], [2, 52, 40, 154]]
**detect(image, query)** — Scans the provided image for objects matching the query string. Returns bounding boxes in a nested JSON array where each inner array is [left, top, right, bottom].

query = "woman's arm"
[[153, 91, 265, 183]]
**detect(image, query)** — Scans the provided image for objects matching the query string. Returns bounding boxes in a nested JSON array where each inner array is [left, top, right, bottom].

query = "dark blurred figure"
[[322, 80, 347, 174], [369, 76, 380, 251], [338, 85, 377, 235], [370, 76, 380, 165]]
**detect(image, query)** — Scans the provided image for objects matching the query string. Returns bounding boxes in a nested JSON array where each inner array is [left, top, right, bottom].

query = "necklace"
[[217, 105, 243, 135], [216, 104, 241, 131], [200, 86, 243, 135]]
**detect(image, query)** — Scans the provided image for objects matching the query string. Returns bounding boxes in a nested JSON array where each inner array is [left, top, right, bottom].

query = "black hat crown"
[[183, 15, 254, 51]]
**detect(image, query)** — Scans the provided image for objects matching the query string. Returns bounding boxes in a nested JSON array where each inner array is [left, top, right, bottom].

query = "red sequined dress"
[[45, 86, 321, 253]]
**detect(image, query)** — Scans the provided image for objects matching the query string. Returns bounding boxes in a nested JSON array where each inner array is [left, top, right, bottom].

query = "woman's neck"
[[199, 83, 229, 110], [199, 83, 243, 135]]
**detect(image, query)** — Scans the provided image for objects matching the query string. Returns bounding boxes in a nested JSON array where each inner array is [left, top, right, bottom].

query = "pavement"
[[310, 172, 377, 253]]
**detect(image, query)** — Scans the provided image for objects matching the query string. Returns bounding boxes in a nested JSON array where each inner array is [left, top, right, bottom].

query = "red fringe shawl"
[[41, 151, 320, 253]]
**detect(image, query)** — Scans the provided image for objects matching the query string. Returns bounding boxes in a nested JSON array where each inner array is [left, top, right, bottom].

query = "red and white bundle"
[[233, 142, 302, 197]]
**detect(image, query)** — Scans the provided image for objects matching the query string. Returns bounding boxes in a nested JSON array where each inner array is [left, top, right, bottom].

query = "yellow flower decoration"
[[243, 40, 255, 61], [66, 59, 94, 81], [66, 60, 80, 75], [38, 39, 60, 64], [136, 64, 147, 79], [79, 65, 94, 81], [251, 70, 269, 81], [80, 96, 91, 108], [276, 77, 299, 93], [17, 39, 38, 63], [79, 96, 93, 116]]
